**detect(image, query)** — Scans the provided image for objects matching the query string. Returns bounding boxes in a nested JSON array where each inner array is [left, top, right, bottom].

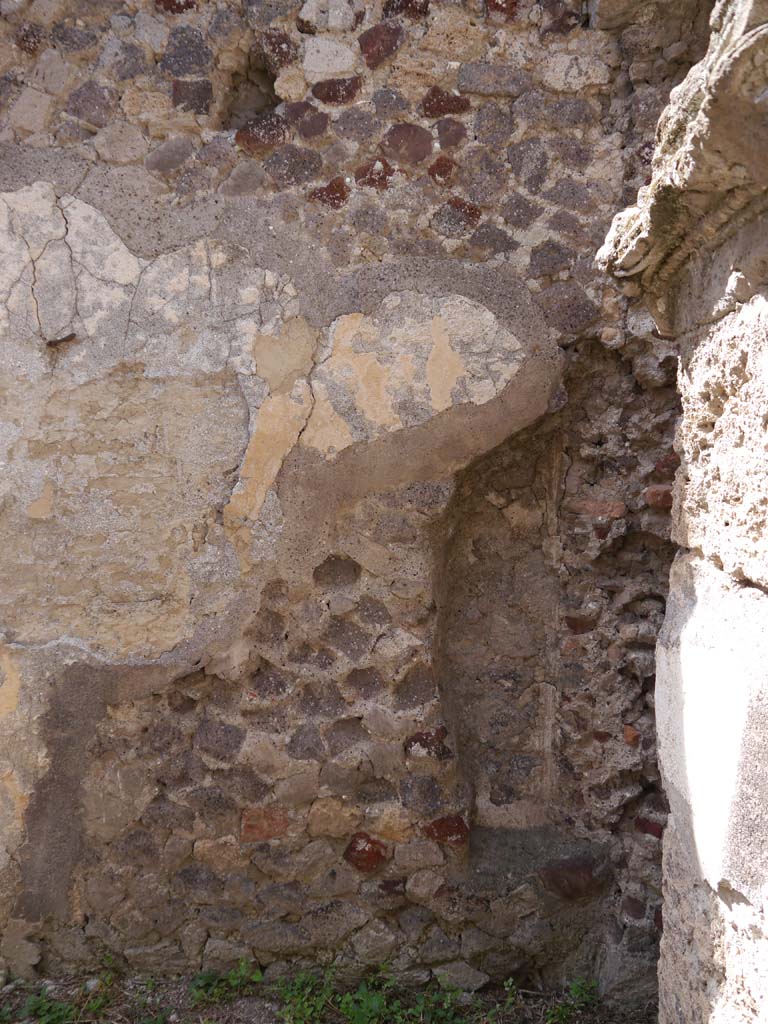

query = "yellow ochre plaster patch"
[[0, 648, 22, 719], [252, 317, 318, 395], [224, 383, 313, 563], [427, 316, 466, 412], [26, 479, 55, 519]]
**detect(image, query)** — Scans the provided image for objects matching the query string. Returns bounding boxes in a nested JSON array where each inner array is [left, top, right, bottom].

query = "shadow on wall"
[[430, 338, 680, 1001]]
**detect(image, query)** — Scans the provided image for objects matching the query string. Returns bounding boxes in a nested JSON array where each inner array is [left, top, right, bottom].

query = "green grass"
[[189, 959, 264, 1006], [545, 979, 599, 1024], [275, 969, 527, 1024], [12, 966, 603, 1024]]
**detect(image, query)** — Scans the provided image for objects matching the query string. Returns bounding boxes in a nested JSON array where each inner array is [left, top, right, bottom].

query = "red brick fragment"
[[358, 21, 405, 69], [539, 853, 607, 900], [422, 86, 471, 118], [312, 76, 363, 105], [379, 877, 406, 896], [643, 484, 673, 510], [404, 725, 453, 760], [384, 0, 429, 16], [623, 723, 641, 747], [564, 612, 598, 634], [434, 195, 481, 237], [283, 101, 329, 139], [235, 111, 289, 154], [428, 155, 456, 185], [156, 0, 195, 11], [654, 453, 680, 479], [355, 157, 395, 190], [423, 815, 469, 845], [309, 176, 351, 209], [487, 0, 518, 17], [299, 111, 329, 139], [635, 817, 663, 839], [344, 832, 390, 872], [16, 23, 46, 54], [444, 195, 481, 227], [257, 29, 297, 75], [437, 118, 467, 149], [381, 123, 433, 164], [241, 805, 290, 842]]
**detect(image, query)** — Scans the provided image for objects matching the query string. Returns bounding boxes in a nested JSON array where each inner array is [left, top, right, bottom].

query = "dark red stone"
[[355, 157, 396, 190], [156, 0, 195, 11], [423, 815, 470, 845], [344, 832, 390, 872], [384, 0, 429, 16], [257, 28, 298, 75], [358, 21, 405, 69], [241, 805, 290, 842], [312, 76, 363, 105], [623, 723, 641, 747], [592, 730, 612, 743], [564, 612, 598, 634], [539, 853, 607, 900], [427, 155, 456, 185], [235, 111, 289, 154], [437, 117, 467, 149], [381, 123, 433, 164], [432, 196, 481, 236], [643, 484, 673, 509], [172, 79, 213, 114], [404, 725, 453, 760], [654, 905, 663, 931], [422, 86, 471, 118], [635, 817, 663, 839], [16, 23, 46, 54], [622, 895, 646, 920], [283, 101, 329, 139], [309, 176, 351, 209], [593, 523, 610, 540], [654, 453, 680, 479], [283, 101, 314, 124], [487, 0, 518, 16], [379, 877, 407, 896]]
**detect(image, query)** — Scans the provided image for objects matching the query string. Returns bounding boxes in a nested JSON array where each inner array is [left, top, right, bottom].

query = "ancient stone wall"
[[0, 0, 713, 1003], [600, 0, 768, 1017]]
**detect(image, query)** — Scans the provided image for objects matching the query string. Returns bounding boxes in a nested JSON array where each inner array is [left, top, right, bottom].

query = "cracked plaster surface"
[[0, 181, 561, 941], [0, 181, 557, 657]]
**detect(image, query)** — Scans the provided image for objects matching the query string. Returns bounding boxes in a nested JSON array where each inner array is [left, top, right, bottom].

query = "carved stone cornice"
[[597, 0, 768, 329]]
